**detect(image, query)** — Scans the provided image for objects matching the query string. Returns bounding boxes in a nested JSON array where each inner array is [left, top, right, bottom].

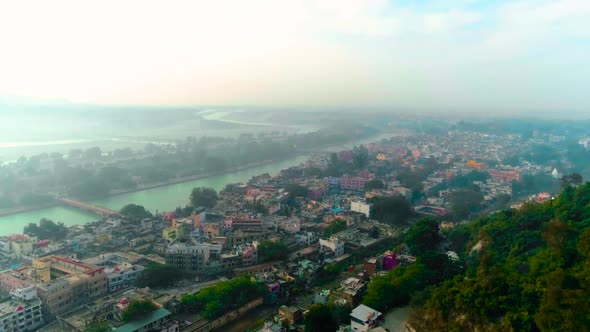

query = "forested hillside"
[[409, 184, 590, 331]]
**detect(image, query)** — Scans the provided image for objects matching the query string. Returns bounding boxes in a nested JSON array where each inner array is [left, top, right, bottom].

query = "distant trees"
[[120, 204, 152, 220], [449, 189, 484, 220], [257, 240, 288, 262], [122, 300, 157, 322], [285, 184, 309, 198], [364, 179, 385, 192], [324, 219, 347, 237], [368, 196, 414, 225], [561, 173, 584, 188], [135, 264, 183, 288], [23, 218, 68, 241], [189, 187, 218, 208]]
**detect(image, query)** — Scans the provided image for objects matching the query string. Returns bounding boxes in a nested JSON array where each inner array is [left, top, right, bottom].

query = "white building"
[[0, 286, 44, 332], [319, 237, 344, 258], [350, 200, 372, 218], [350, 304, 382, 332]]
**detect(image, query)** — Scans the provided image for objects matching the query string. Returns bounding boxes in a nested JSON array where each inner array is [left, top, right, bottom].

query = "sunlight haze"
[[1, 0, 589, 111]]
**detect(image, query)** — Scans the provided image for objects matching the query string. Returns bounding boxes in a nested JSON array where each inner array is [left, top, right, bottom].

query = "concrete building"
[[339, 176, 367, 192], [350, 304, 383, 332], [350, 200, 372, 218], [319, 237, 345, 258], [0, 286, 43, 332], [84, 254, 145, 293], [0, 256, 107, 319], [165, 241, 221, 273], [113, 307, 176, 332]]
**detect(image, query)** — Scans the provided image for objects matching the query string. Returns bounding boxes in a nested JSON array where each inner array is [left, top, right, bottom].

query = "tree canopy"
[[122, 300, 158, 322], [304, 303, 350, 332], [23, 218, 68, 241], [324, 219, 347, 237], [181, 275, 265, 320], [135, 264, 183, 288], [408, 182, 590, 331], [120, 204, 152, 220], [285, 183, 309, 198], [189, 187, 218, 208], [368, 196, 414, 225], [257, 240, 288, 262], [364, 179, 385, 192]]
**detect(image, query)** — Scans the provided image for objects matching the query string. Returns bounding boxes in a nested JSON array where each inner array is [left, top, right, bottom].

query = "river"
[[0, 130, 398, 236], [0, 155, 309, 236]]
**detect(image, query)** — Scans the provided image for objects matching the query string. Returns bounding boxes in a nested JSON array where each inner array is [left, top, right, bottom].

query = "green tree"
[[23, 218, 68, 241], [122, 300, 157, 322], [135, 264, 183, 288], [304, 304, 338, 332], [364, 179, 385, 192], [84, 321, 111, 332], [257, 240, 288, 262], [405, 217, 441, 255], [285, 183, 309, 198], [189, 187, 218, 208], [368, 196, 414, 225], [120, 204, 152, 220], [324, 219, 347, 237]]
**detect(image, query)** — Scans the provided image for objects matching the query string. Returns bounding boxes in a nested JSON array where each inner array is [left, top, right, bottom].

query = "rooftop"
[[351, 304, 382, 323], [114, 307, 170, 332], [0, 298, 40, 318]]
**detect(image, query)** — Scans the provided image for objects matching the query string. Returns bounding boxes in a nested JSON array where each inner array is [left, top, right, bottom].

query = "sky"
[[0, 0, 589, 112]]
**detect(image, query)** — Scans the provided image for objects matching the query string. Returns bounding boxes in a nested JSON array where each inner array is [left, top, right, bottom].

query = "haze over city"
[[1, 0, 589, 112], [1, 1, 590, 332]]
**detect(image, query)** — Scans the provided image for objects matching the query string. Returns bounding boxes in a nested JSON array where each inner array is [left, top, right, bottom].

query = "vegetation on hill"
[[363, 218, 461, 312], [368, 196, 414, 225], [408, 183, 590, 331]]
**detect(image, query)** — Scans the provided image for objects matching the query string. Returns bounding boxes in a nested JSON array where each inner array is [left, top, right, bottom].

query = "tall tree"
[[189, 187, 218, 208]]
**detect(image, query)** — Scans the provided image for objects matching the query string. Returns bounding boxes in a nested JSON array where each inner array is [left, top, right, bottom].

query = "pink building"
[[383, 251, 399, 271], [339, 176, 367, 191]]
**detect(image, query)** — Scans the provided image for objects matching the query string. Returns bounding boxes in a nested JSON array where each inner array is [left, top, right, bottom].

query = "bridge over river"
[[56, 197, 122, 217]]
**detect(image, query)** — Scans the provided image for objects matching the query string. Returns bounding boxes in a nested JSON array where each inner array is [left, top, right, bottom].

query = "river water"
[[0, 130, 397, 236], [0, 155, 309, 236]]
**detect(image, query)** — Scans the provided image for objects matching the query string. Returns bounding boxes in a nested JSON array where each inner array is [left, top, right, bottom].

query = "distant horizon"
[[1, 94, 588, 122]]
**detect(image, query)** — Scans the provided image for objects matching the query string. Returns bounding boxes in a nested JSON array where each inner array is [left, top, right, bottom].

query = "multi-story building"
[[0, 286, 43, 332], [319, 237, 345, 258], [350, 200, 372, 218], [165, 241, 221, 273], [84, 254, 145, 293], [350, 304, 383, 332], [339, 176, 367, 192], [0, 256, 107, 319]]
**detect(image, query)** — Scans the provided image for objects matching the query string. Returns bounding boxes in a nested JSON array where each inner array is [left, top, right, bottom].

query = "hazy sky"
[[0, 0, 588, 111]]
